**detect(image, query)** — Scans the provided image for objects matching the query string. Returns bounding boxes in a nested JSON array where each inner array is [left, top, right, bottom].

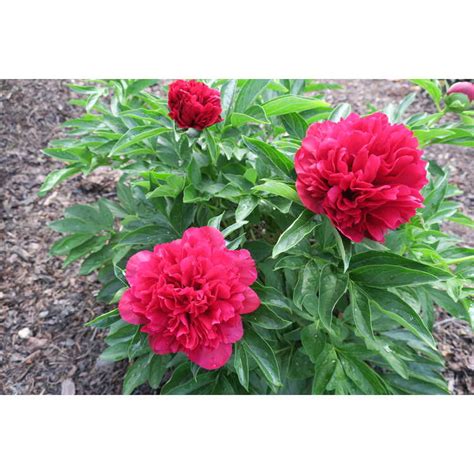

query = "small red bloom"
[[118, 227, 260, 370], [447, 81, 474, 102], [295, 113, 428, 243], [168, 80, 223, 130]]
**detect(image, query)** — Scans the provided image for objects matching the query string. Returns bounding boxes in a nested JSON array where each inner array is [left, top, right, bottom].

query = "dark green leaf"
[[317, 266, 348, 332], [123, 353, 153, 394], [243, 136, 294, 176], [233, 342, 249, 391], [349, 251, 452, 287], [242, 326, 281, 389], [148, 355, 171, 389], [311, 344, 338, 394], [272, 210, 316, 258]]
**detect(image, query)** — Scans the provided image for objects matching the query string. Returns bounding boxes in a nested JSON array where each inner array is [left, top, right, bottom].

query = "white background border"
[[1, 0, 473, 78]]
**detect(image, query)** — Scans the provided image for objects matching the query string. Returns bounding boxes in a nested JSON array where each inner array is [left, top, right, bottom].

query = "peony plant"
[[41, 79, 474, 394]]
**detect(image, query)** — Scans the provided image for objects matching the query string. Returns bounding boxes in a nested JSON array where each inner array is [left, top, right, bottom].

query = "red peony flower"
[[447, 81, 474, 102], [168, 80, 223, 130], [295, 112, 428, 242], [118, 227, 260, 370]]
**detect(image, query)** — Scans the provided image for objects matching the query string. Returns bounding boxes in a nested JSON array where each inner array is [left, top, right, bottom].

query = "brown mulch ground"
[[0, 79, 472, 395]]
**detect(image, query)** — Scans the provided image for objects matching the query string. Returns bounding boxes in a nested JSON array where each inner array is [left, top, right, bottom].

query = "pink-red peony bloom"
[[118, 227, 260, 370], [447, 81, 474, 102], [168, 80, 223, 130], [295, 112, 428, 242]]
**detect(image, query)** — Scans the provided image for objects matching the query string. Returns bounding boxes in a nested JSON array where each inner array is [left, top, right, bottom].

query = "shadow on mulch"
[[0, 79, 472, 394]]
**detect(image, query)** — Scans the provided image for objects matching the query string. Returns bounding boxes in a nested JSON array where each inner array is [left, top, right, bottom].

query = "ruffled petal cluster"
[[295, 112, 427, 242], [119, 227, 260, 369]]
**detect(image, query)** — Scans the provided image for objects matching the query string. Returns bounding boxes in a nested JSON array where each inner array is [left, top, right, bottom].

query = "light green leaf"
[[262, 95, 330, 117], [253, 179, 300, 203], [38, 166, 81, 196], [328, 103, 351, 122], [109, 126, 168, 156], [234, 79, 271, 113]]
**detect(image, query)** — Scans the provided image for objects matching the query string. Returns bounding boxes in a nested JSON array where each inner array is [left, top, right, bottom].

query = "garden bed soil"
[[0, 79, 472, 394]]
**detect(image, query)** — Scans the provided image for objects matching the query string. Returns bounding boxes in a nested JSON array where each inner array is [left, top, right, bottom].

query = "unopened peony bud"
[[168, 80, 223, 131], [447, 81, 474, 102]]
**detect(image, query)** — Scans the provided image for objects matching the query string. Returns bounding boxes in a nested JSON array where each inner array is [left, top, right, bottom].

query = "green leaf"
[[411, 79, 442, 109], [109, 126, 168, 156], [126, 79, 158, 96], [50, 234, 93, 256], [147, 175, 185, 198], [262, 95, 330, 117], [235, 195, 259, 222], [242, 326, 281, 389], [221, 220, 248, 238], [85, 308, 120, 328], [349, 251, 452, 287], [230, 105, 270, 127], [63, 236, 108, 266], [311, 344, 338, 394], [220, 79, 238, 118], [100, 342, 130, 362], [425, 287, 470, 321], [328, 103, 351, 122], [38, 167, 81, 196], [338, 352, 388, 394], [274, 255, 308, 271], [233, 343, 249, 391], [272, 210, 316, 258], [317, 266, 348, 332], [294, 260, 320, 310], [323, 219, 351, 271], [245, 306, 292, 330], [280, 113, 308, 139], [123, 353, 153, 395], [207, 212, 224, 229], [204, 129, 218, 163], [301, 324, 327, 363], [161, 363, 216, 395], [234, 79, 271, 113], [49, 218, 104, 234], [349, 282, 374, 341], [243, 136, 294, 176], [118, 225, 175, 246], [349, 284, 408, 379], [253, 179, 300, 203], [79, 245, 113, 275], [366, 288, 436, 349], [148, 355, 171, 389]]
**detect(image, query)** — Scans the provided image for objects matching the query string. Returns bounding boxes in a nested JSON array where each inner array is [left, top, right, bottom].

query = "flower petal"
[[186, 343, 232, 370], [118, 289, 147, 325], [241, 287, 261, 314]]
